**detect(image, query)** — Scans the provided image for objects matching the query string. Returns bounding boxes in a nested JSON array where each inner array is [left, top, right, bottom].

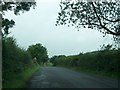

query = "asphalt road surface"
[[26, 67, 118, 88]]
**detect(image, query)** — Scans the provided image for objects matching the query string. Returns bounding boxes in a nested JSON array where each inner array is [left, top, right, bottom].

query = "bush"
[[2, 37, 33, 81]]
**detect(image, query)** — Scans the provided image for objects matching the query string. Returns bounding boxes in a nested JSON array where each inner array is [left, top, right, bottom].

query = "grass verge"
[[2, 64, 40, 88]]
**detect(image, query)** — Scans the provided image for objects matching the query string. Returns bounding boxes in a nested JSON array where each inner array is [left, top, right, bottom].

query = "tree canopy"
[[56, 0, 120, 42], [0, 0, 36, 36], [27, 43, 48, 64]]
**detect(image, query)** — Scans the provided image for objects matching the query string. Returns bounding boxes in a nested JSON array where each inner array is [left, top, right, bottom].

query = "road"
[[25, 67, 118, 88]]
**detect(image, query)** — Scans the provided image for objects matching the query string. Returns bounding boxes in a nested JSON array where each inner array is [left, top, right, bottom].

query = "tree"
[[100, 44, 113, 51], [49, 56, 58, 66], [56, 0, 120, 42], [0, 0, 36, 36], [27, 43, 48, 64]]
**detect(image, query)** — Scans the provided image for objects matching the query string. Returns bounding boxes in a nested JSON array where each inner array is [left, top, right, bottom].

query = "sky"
[[4, 0, 114, 57]]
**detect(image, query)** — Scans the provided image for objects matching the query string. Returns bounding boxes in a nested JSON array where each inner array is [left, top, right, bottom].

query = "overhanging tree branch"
[[57, 0, 120, 40], [101, 16, 120, 22], [91, 2, 120, 36]]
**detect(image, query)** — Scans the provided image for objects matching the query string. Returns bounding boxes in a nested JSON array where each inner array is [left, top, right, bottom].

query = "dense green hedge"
[[3, 37, 28, 80], [2, 37, 38, 85], [50, 47, 119, 77]]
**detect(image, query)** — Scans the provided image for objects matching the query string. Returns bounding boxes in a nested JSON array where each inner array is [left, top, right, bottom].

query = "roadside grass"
[[3, 63, 40, 88]]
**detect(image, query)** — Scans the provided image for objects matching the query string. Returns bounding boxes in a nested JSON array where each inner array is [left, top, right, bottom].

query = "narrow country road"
[[25, 67, 118, 88]]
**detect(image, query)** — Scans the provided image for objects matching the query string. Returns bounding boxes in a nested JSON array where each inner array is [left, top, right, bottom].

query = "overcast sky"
[[4, 0, 114, 57]]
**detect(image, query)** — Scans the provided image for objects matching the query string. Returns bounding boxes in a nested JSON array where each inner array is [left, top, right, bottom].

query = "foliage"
[[27, 43, 49, 64], [56, 0, 120, 42], [0, 0, 36, 35], [100, 44, 113, 51], [3, 62, 39, 88], [2, 37, 32, 81], [2, 36, 40, 88], [1, 1, 38, 88], [50, 44, 119, 78], [2, 18, 15, 35]]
